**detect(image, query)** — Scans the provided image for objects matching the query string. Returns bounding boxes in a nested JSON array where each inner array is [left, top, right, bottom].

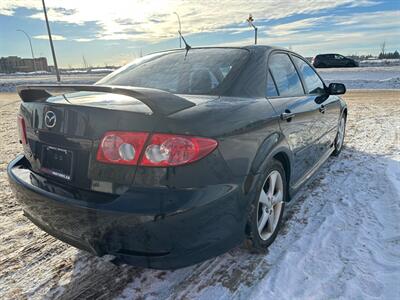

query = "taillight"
[[96, 132, 218, 167], [96, 131, 149, 165], [141, 134, 218, 166], [17, 114, 27, 145]]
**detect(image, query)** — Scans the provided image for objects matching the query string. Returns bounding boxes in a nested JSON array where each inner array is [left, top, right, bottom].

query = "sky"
[[0, 0, 399, 68]]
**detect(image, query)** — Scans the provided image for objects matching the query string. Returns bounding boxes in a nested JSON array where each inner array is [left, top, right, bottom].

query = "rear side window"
[[268, 53, 304, 97], [292, 56, 325, 95]]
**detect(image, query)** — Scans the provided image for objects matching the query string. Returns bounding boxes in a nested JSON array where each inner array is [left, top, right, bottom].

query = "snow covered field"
[[359, 59, 400, 67], [318, 66, 400, 89], [0, 65, 399, 92], [0, 90, 399, 299]]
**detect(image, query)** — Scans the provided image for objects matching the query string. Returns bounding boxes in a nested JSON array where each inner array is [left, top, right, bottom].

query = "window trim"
[[267, 68, 280, 97], [265, 50, 307, 99]]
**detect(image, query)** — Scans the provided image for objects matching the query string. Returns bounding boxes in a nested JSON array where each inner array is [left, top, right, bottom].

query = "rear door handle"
[[280, 110, 295, 121], [319, 105, 326, 113]]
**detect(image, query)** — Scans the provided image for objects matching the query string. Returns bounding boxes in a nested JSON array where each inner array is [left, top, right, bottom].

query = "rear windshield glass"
[[97, 49, 249, 95]]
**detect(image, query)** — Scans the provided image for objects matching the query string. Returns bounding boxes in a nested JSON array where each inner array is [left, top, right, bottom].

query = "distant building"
[[0, 56, 48, 73]]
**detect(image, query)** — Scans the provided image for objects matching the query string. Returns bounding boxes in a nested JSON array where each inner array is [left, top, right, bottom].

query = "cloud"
[[266, 17, 326, 36], [347, 0, 381, 7], [0, 0, 385, 42], [246, 10, 400, 55], [73, 38, 93, 42], [208, 9, 399, 57], [33, 34, 66, 41]]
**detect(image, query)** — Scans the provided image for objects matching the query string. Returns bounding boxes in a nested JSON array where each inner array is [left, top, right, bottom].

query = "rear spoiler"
[[16, 84, 195, 115]]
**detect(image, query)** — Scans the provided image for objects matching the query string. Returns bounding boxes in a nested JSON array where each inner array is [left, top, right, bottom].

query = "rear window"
[[97, 49, 249, 95]]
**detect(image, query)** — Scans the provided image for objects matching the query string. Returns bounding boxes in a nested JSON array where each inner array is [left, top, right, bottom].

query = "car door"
[[334, 54, 346, 67], [291, 55, 341, 155], [266, 52, 321, 184], [327, 54, 337, 67]]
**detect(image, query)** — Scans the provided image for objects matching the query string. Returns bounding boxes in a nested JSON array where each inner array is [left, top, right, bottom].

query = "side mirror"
[[328, 83, 346, 95]]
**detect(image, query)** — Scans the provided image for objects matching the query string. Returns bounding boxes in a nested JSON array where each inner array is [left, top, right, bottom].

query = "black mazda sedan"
[[8, 46, 347, 269]]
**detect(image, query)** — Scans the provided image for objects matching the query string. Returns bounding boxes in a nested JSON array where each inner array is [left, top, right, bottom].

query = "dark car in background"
[[8, 46, 347, 269], [312, 53, 359, 68]]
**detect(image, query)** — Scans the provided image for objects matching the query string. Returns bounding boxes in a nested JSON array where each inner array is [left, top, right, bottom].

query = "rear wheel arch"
[[244, 138, 293, 200]]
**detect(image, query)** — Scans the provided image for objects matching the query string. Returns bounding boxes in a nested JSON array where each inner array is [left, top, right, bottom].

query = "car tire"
[[332, 114, 346, 156], [245, 159, 287, 252]]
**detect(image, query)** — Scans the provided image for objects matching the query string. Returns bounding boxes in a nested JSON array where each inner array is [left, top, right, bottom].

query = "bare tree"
[[380, 41, 386, 55]]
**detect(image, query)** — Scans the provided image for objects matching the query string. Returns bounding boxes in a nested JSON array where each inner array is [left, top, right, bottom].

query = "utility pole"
[[246, 14, 258, 45], [42, 0, 61, 82], [16, 29, 36, 72], [173, 12, 182, 48]]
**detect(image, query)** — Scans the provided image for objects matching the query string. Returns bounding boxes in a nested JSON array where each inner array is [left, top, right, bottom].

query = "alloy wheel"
[[257, 170, 284, 241]]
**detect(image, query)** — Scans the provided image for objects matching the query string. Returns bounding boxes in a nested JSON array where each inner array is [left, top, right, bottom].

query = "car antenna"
[[178, 30, 191, 59]]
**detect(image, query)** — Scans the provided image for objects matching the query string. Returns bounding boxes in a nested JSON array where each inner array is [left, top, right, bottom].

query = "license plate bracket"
[[41, 146, 73, 180]]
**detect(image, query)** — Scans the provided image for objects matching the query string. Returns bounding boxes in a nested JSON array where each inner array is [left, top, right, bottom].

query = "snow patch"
[[360, 59, 400, 67], [387, 156, 400, 197]]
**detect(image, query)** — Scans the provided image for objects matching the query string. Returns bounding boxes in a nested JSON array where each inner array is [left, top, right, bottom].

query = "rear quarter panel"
[[164, 97, 284, 180]]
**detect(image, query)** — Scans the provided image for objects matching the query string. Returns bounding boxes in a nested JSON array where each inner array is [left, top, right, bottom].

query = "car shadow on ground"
[[42, 146, 399, 299]]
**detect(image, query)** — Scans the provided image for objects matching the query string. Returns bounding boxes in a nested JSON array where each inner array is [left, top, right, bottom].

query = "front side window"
[[292, 56, 325, 95], [268, 53, 304, 97], [97, 49, 249, 95]]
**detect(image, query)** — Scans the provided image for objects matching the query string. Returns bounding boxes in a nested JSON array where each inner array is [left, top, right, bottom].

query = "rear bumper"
[[7, 155, 246, 269]]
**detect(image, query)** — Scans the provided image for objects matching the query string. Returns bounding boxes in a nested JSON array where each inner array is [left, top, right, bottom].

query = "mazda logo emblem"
[[45, 111, 56, 128]]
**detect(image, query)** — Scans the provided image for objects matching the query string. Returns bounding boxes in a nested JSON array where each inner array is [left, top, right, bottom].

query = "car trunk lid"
[[17, 85, 218, 193]]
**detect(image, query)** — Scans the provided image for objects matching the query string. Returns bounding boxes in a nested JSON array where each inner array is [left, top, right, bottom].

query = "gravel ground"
[[0, 90, 399, 299]]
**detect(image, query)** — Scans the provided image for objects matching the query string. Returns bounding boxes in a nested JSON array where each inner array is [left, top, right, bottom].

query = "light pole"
[[173, 12, 182, 48], [16, 29, 36, 72], [246, 14, 258, 45], [42, 0, 61, 82]]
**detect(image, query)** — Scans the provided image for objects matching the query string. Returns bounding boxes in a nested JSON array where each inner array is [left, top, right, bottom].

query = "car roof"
[[316, 53, 340, 56], [147, 45, 289, 56]]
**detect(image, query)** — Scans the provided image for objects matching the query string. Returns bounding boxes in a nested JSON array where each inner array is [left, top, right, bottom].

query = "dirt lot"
[[0, 90, 399, 299]]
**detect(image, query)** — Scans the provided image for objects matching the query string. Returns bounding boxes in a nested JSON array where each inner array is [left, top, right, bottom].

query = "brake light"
[[141, 134, 218, 166], [17, 114, 27, 145], [96, 132, 218, 167], [96, 131, 149, 165]]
